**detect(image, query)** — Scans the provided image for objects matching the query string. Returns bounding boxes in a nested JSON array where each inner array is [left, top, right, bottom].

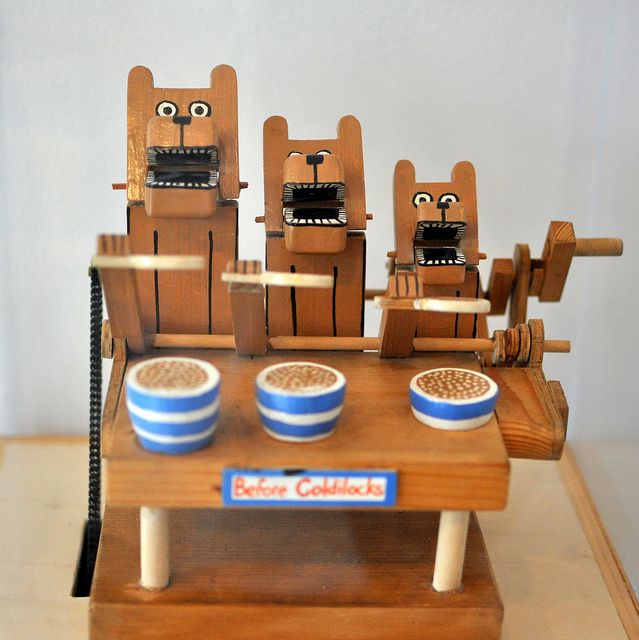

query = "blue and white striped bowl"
[[409, 367, 499, 431], [126, 357, 220, 454], [255, 362, 346, 443]]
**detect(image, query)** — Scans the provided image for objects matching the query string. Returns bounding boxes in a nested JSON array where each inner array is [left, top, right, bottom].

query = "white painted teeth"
[[415, 247, 466, 266]]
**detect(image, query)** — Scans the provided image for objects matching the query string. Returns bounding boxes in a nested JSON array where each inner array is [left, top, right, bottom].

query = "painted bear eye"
[[189, 101, 211, 117], [439, 193, 459, 203], [317, 149, 332, 155], [156, 101, 178, 117], [287, 151, 303, 157], [412, 192, 433, 207]]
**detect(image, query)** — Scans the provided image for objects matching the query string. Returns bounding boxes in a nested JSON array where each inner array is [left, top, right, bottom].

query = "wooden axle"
[[149, 332, 569, 357]]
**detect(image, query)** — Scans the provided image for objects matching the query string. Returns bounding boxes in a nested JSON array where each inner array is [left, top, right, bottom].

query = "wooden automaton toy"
[[81, 65, 623, 640]]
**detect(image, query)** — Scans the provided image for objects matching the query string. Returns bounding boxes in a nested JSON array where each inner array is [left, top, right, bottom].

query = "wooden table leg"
[[140, 506, 170, 590], [432, 510, 470, 592]]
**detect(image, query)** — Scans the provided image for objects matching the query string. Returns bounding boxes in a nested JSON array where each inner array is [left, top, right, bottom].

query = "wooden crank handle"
[[374, 296, 491, 315], [91, 255, 205, 271], [221, 271, 334, 289], [574, 237, 623, 257]]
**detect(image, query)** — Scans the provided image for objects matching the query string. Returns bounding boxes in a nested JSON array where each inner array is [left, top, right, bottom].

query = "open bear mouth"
[[414, 221, 466, 266], [282, 181, 347, 228], [414, 220, 465, 242], [415, 246, 466, 267], [284, 206, 347, 227], [145, 146, 219, 190], [282, 182, 345, 202]]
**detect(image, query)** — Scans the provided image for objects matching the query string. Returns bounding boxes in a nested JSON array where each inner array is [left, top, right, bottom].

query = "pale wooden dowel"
[[432, 510, 471, 593], [374, 296, 491, 314], [148, 333, 571, 354], [574, 238, 623, 257], [140, 506, 170, 590], [221, 271, 334, 289], [91, 255, 205, 271]]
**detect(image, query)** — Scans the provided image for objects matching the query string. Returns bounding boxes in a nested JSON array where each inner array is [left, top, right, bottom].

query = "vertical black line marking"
[[179, 124, 185, 147], [153, 231, 160, 333], [454, 290, 461, 338], [332, 266, 338, 337], [290, 265, 298, 336], [126, 206, 131, 235], [208, 230, 213, 334], [312, 163, 318, 184], [265, 241, 270, 336], [360, 237, 366, 337], [473, 271, 480, 338]]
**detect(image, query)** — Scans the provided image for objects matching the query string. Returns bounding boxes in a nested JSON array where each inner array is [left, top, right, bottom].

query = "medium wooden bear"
[[262, 116, 368, 337]]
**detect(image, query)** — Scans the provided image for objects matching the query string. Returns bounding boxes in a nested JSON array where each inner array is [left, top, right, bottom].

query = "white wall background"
[[0, 0, 637, 438]]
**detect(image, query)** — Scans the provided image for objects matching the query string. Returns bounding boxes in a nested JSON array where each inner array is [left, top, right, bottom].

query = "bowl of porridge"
[[255, 361, 346, 442], [126, 357, 220, 454], [409, 367, 498, 431]]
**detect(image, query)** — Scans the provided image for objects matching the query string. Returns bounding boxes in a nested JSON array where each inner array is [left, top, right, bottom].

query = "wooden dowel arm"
[[221, 271, 333, 289], [149, 333, 570, 354], [574, 237, 623, 257], [375, 296, 491, 314], [92, 255, 205, 271]]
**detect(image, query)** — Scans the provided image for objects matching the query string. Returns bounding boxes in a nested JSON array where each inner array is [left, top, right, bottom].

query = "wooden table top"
[[106, 349, 510, 510]]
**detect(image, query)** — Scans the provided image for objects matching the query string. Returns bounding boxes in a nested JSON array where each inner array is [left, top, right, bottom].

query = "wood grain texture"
[[378, 272, 420, 357], [97, 235, 145, 353], [90, 508, 502, 640], [128, 204, 237, 336], [227, 260, 267, 356], [538, 221, 576, 302], [416, 268, 481, 339], [266, 234, 365, 337], [105, 350, 510, 511], [486, 258, 515, 316], [101, 338, 127, 457], [508, 244, 531, 327], [483, 367, 566, 460], [559, 448, 639, 639]]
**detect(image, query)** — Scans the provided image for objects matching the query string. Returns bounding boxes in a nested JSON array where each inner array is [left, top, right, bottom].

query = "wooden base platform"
[[91, 508, 503, 639]]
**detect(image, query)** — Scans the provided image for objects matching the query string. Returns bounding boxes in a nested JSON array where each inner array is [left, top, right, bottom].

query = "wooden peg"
[[140, 507, 170, 591], [574, 237, 623, 256], [432, 510, 470, 592], [226, 260, 267, 356]]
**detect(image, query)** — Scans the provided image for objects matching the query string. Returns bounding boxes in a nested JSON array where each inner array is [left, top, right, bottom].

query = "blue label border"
[[222, 468, 398, 508]]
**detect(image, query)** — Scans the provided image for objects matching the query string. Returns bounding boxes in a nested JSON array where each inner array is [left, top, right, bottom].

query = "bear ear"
[[394, 159, 416, 187], [337, 116, 366, 229], [128, 66, 154, 91], [264, 115, 289, 145], [263, 116, 290, 232], [451, 161, 475, 186], [393, 160, 418, 265], [210, 64, 237, 90]]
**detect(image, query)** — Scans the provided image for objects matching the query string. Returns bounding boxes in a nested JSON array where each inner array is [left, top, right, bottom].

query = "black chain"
[[87, 267, 103, 577]]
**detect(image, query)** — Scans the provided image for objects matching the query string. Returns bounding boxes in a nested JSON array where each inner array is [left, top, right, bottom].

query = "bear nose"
[[172, 115, 192, 125], [436, 201, 450, 210], [306, 154, 324, 166]]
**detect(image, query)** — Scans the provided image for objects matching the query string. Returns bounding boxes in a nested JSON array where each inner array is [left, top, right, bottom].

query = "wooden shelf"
[[90, 507, 503, 640], [105, 349, 510, 511]]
